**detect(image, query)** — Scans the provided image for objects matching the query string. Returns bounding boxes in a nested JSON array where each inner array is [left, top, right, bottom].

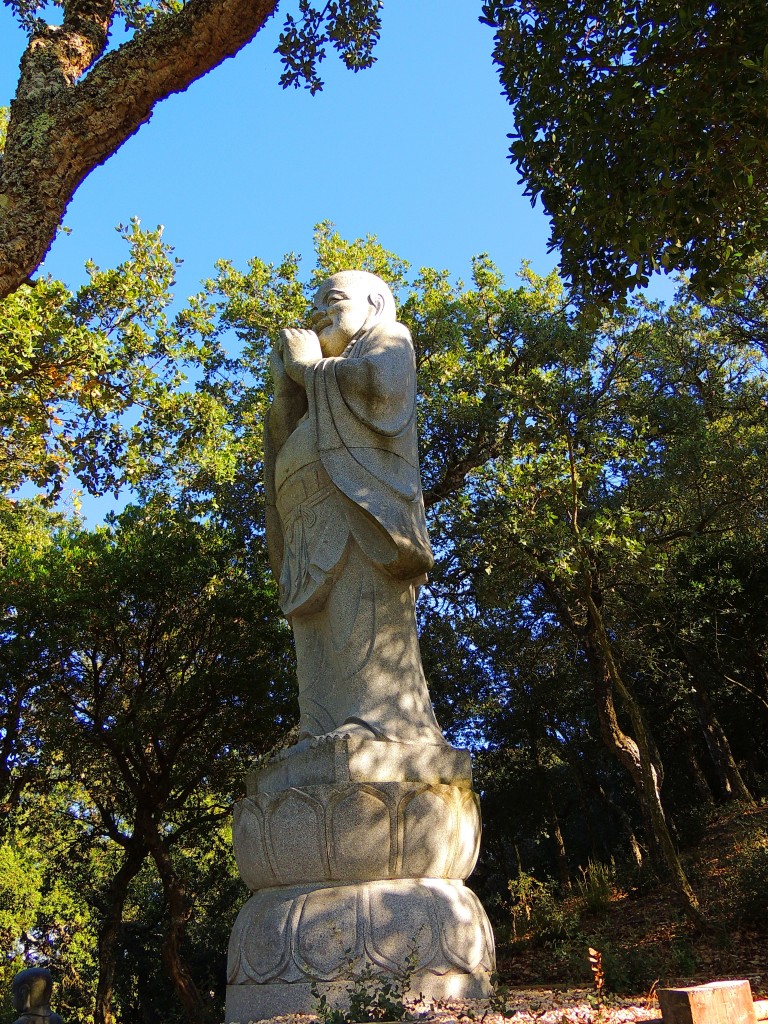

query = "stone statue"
[[264, 270, 445, 746], [11, 969, 64, 1024], [225, 270, 495, 1022]]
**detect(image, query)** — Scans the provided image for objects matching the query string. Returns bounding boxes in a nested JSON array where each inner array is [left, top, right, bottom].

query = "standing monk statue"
[[226, 271, 495, 1023], [265, 270, 445, 746]]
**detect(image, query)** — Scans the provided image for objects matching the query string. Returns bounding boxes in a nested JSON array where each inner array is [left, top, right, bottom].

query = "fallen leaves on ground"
[[250, 990, 663, 1024]]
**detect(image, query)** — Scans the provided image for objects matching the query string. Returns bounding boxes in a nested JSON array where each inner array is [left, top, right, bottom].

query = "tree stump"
[[658, 980, 756, 1024]]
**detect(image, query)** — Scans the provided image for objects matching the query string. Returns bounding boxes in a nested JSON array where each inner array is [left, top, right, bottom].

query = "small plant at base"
[[507, 871, 550, 938], [727, 826, 768, 926], [311, 948, 417, 1023], [507, 871, 580, 943], [646, 979, 660, 1011], [577, 860, 617, 914], [483, 971, 516, 1019]]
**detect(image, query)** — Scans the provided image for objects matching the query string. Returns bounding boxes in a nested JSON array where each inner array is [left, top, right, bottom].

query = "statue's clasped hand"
[[270, 343, 299, 398], [279, 327, 322, 387]]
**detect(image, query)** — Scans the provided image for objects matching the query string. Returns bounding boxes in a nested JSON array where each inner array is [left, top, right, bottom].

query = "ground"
[[498, 803, 768, 1001], [253, 996, 662, 1024]]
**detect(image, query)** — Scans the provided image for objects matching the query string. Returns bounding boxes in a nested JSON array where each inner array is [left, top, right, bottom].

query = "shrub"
[[311, 951, 414, 1023], [507, 872, 580, 943], [727, 827, 768, 928], [551, 933, 697, 993], [576, 860, 617, 914]]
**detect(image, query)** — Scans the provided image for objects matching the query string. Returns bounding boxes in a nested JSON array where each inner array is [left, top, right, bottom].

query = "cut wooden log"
[[754, 999, 768, 1022], [658, 980, 756, 1024]]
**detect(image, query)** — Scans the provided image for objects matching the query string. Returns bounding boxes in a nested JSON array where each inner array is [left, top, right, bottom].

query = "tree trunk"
[[94, 843, 147, 1024], [0, 682, 31, 814], [529, 734, 571, 890], [693, 688, 753, 802], [688, 676, 755, 804], [150, 836, 211, 1024], [548, 795, 571, 891], [584, 594, 705, 928], [562, 742, 637, 865], [514, 842, 523, 878], [676, 722, 718, 805], [0, 0, 279, 299], [746, 641, 768, 704], [596, 782, 645, 868]]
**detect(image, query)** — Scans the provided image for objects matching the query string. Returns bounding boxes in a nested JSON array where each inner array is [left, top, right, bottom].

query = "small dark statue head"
[[11, 968, 64, 1024]]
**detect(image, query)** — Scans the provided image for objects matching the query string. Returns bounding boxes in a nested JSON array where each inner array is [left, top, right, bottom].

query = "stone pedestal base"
[[226, 739, 495, 1023], [226, 878, 494, 1022], [226, 970, 492, 1023]]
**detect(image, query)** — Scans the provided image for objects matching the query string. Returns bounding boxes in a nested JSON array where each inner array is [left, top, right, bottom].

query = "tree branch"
[[0, 0, 279, 298]]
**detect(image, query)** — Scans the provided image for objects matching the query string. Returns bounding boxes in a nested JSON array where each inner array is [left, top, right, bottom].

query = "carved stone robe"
[[264, 320, 444, 744]]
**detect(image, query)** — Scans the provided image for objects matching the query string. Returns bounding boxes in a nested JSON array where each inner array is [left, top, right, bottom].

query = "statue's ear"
[[368, 292, 386, 317]]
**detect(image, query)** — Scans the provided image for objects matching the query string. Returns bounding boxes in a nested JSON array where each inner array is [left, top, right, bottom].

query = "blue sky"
[[1, 1, 562, 296]]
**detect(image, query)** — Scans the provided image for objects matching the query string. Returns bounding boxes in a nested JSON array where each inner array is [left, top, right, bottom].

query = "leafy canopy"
[[0, 0, 384, 302], [0, 221, 236, 502], [482, 0, 768, 302], [7, 0, 382, 85], [2, 222, 768, 1001]]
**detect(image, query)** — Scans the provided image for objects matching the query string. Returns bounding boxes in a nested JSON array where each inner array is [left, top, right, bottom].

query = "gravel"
[[237, 990, 663, 1024]]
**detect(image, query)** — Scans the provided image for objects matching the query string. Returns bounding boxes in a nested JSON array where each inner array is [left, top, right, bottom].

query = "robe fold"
[[263, 319, 443, 744]]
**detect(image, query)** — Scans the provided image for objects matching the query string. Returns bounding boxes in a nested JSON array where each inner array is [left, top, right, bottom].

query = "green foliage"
[[3, 221, 768, 1012], [311, 952, 413, 1024], [311, 221, 411, 291], [111, 818, 245, 1021], [549, 932, 697, 993], [8, 0, 382, 83], [276, 0, 383, 94], [481, 0, 768, 302], [417, 252, 767, 895], [598, 937, 696, 993], [0, 492, 293, 1021], [0, 838, 44, 942], [0, 790, 102, 1024], [0, 215, 423, 521], [487, 973, 519, 1019], [508, 873, 580, 942], [0, 108, 8, 153], [0, 220, 236, 502], [577, 861, 617, 914], [726, 827, 768, 927]]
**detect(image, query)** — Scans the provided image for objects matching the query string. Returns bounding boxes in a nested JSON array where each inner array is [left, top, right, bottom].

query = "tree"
[[0, 221, 236, 503], [1, 501, 294, 1023], [0, 785, 104, 1024], [5, 220, 768, 1008], [0, 0, 382, 300], [481, 0, 768, 302], [406, 253, 767, 924]]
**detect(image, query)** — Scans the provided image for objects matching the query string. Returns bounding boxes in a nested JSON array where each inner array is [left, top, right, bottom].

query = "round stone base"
[[225, 878, 495, 1022], [226, 970, 493, 1023], [233, 781, 481, 889]]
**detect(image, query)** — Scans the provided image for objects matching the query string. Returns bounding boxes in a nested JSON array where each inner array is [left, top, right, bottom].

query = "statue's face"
[[312, 280, 374, 357]]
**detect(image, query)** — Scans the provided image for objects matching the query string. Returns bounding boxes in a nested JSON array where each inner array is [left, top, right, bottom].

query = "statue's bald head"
[[12, 968, 52, 1012], [312, 270, 397, 355], [314, 271, 396, 322]]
